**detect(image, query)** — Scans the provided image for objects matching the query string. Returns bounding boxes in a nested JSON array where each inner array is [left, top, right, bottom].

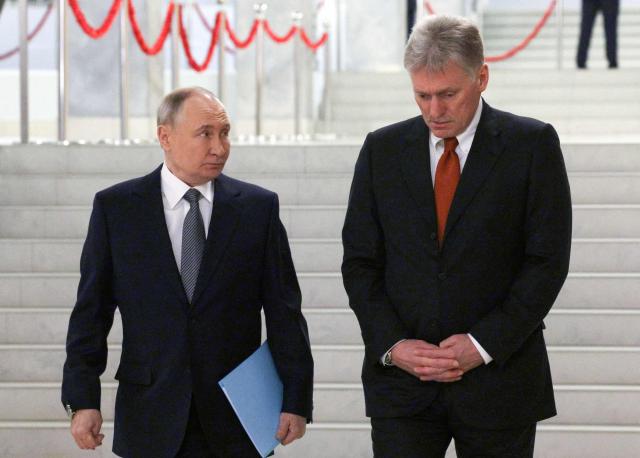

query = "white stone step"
[[1, 307, 639, 347], [0, 272, 638, 309], [0, 204, 639, 239], [2, 238, 640, 273], [3, 170, 640, 206], [1, 382, 639, 427], [320, 118, 640, 137], [0, 422, 638, 458], [333, 86, 640, 105], [3, 142, 640, 175], [332, 101, 640, 122], [330, 69, 640, 89], [1, 344, 638, 386]]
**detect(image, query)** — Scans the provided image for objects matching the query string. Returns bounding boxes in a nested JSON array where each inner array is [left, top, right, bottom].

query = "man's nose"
[[207, 137, 225, 155], [429, 97, 445, 119]]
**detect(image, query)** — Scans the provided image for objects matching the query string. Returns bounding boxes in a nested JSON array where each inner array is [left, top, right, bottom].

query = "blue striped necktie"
[[181, 188, 205, 303]]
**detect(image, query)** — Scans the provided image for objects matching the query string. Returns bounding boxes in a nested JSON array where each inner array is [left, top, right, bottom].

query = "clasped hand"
[[390, 335, 484, 382]]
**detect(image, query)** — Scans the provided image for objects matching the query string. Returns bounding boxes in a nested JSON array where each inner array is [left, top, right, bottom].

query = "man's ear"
[[478, 63, 489, 92], [157, 124, 172, 151]]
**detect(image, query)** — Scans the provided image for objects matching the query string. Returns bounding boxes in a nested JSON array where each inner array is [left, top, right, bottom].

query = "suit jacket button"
[[430, 232, 437, 240], [438, 272, 447, 280]]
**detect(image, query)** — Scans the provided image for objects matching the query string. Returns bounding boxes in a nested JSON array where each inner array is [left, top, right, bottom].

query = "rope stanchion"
[[263, 20, 297, 43], [485, 0, 556, 62], [299, 28, 328, 52], [68, 0, 121, 39], [224, 16, 260, 49], [127, 0, 174, 56], [0, 2, 53, 61], [178, 5, 222, 72]]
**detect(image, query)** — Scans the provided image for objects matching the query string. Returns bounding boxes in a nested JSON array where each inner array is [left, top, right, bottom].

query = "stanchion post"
[[172, 1, 181, 90], [254, 3, 267, 137], [556, 0, 564, 70], [335, 0, 342, 71], [217, 0, 226, 102], [320, 21, 331, 122], [119, 3, 129, 141], [57, 0, 68, 142], [19, 0, 29, 143], [292, 11, 302, 137]]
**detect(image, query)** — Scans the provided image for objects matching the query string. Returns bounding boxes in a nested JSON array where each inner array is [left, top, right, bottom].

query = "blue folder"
[[218, 341, 283, 457]]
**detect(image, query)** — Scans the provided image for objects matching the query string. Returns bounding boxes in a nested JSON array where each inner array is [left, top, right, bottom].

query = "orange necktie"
[[434, 137, 460, 244]]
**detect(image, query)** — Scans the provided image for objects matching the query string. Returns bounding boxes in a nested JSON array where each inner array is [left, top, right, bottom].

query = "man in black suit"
[[62, 87, 313, 457], [342, 15, 572, 457], [577, 0, 619, 68]]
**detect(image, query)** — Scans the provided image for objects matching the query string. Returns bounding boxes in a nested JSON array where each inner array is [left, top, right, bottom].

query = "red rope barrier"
[[263, 20, 297, 44], [423, 0, 435, 15], [191, 4, 235, 54], [0, 2, 54, 61], [178, 5, 222, 72], [224, 16, 260, 49], [68, 0, 122, 39], [127, 0, 174, 56], [420, 0, 557, 63], [299, 28, 328, 52], [485, 0, 556, 62]]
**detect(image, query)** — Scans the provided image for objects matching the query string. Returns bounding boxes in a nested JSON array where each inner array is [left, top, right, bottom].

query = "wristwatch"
[[65, 404, 76, 421], [383, 350, 393, 366]]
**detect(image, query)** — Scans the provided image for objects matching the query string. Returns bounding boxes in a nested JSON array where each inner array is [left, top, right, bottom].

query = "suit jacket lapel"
[[401, 117, 437, 230], [191, 174, 242, 305], [132, 165, 188, 304], [444, 101, 505, 242]]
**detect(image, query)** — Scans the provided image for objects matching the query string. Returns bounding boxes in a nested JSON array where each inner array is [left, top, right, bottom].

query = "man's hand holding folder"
[[276, 412, 306, 445]]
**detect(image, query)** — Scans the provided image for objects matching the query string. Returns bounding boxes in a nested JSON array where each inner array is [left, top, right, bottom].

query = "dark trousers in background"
[[577, 0, 620, 68], [407, 0, 417, 41], [371, 389, 536, 458]]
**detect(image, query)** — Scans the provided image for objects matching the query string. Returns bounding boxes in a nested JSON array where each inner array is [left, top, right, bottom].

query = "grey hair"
[[157, 86, 219, 126], [404, 15, 484, 76]]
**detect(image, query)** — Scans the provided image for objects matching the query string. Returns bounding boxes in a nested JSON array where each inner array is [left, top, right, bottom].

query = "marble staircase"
[[0, 141, 639, 457]]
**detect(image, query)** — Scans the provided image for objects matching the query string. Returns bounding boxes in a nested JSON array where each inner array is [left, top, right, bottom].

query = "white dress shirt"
[[160, 163, 214, 272], [382, 98, 493, 366]]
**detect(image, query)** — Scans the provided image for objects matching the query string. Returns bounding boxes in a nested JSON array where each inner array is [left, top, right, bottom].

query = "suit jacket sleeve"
[[470, 123, 572, 365], [61, 194, 117, 411], [261, 194, 314, 420], [342, 134, 409, 362]]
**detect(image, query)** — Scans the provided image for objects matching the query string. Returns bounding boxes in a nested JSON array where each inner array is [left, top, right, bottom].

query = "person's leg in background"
[[407, 0, 417, 41], [601, 0, 620, 68], [577, 0, 599, 68]]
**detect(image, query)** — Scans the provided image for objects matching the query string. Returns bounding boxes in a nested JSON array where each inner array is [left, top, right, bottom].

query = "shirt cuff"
[[468, 333, 493, 364], [380, 339, 407, 365]]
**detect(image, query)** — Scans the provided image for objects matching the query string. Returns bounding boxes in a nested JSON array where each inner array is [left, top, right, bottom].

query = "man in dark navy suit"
[[62, 87, 313, 457], [577, 0, 619, 68], [342, 15, 572, 457]]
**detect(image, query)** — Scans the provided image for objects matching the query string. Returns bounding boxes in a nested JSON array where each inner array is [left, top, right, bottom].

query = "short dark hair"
[[157, 87, 218, 127]]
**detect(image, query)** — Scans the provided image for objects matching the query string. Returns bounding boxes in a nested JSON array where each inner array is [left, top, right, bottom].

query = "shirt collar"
[[429, 98, 483, 154], [161, 162, 214, 209]]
